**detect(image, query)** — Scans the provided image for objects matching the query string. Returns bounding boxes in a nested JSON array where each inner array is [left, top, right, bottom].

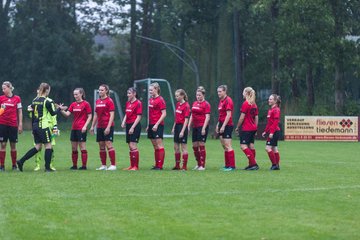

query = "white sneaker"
[[197, 166, 205, 171], [107, 165, 117, 171], [192, 165, 199, 170], [96, 165, 107, 170]]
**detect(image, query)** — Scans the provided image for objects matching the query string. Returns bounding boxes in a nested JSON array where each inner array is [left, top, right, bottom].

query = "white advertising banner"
[[284, 116, 359, 141]]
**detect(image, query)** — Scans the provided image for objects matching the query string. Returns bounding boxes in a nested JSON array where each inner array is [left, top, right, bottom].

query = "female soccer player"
[[216, 85, 236, 171], [147, 82, 166, 170], [121, 87, 142, 171], [188, 86, 211, 171], [262, 94, 281, 170], [17, 83, 59, 172], [235, 87, 259, 170], [171, 89, 190, 170], [0, 81, 23, 171], [90, 84, 117, 171], [60, 88, 92, 170]]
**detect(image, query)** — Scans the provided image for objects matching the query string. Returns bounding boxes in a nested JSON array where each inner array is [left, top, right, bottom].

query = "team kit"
[[0, 81, 282, 172]]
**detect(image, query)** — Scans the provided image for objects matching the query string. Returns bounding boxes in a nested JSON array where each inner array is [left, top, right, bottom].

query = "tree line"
[[0, 0, 359, 127]]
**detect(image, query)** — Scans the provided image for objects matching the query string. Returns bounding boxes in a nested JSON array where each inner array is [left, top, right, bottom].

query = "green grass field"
[[0, 131, 359, 240]]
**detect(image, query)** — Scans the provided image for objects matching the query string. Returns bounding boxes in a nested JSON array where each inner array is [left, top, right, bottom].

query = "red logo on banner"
[[340, 119, 353, 128]]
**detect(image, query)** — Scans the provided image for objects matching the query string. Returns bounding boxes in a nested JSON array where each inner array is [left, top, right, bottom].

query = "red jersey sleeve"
[[184, 103, 190, 118], [159, 97, 166, 110], [269, 108, 280, 134], [136, 100, 143, 115], [240, 101, 248, 113], [205, 101, 211, 114], [68, 102, 75, 113], [108, 98, 115, 111], [225, 98, 233, 111], [85, 101, 92, 114]]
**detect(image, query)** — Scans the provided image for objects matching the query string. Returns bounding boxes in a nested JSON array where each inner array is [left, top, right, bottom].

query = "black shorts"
[[33, 127, 52, 144], [70, 130, 87, 142], [147, 124, 164, 139], [0, 124, 18, 143], [126, 123, 141, 143], [174, 123, 188, 144], [217, 122, 233, 139], [266, 131, 280, 147], [240, 130, 257, 145], [192, 126, 209, 143], [96, 127, 114, 142]]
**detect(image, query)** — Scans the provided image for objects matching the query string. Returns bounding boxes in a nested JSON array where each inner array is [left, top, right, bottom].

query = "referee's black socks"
[[44, 149, 52, 170], [19, 147, 38, 163]]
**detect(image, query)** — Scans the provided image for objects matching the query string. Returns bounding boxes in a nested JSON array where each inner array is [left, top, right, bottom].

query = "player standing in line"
[[147, 82, 167, 170], [235, 87, 259, 170], [60, 88, 92, 170], [216, 85, 236, 171], [0, 81, 23, 171], [17, 83, 59, 172], [171, 89, 190, 170], [121, 87, 142, 171], [188, 86, 211, 171], [90, 84, 117, 171], [262, 94, 281, 170]]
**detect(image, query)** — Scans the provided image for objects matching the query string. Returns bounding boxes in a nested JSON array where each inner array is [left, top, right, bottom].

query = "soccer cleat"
[[34, 165, 40, 171], [192, 165, 199, 170], [12, 165, 18, 171], [107, 165, 117, 171], [129, 166, 139, 171], [172, 166, 181, 170], [78, 166, 87, 170], [151, 166, 163, 170], [197, 166, 205, 171], [96, 165, 107, 170], [270, 164, 280, 170], [0, 166, 4, 172], [244, 164, 259, 171], [222, 167, 235, 172], [17, 160, 23, 172], [50, 165, 56, 171], [181, 166, 187, 171], [45, 168, 54, 172], [70, 166, 78, 170]]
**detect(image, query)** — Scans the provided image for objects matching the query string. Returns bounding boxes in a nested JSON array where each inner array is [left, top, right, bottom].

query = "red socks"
[[81, 150, 88, 167], [274, 152, 280, 165], [130, 150, 139, 168], [11, 150, 16, 166], [0, 151, 5, 167], [192, 146, 199, 165], [72, 151, 78, 167], [267, 150, 276, 165], [225, 150, 235, 168], [108, 148, 116, 166], [243, 148, 257, 166], [182, 153, 188, 169], [199, 146, 206, 167], [100, 150, 107, 165], [175, 152, 181, 168], [154, 148, 165, 168]]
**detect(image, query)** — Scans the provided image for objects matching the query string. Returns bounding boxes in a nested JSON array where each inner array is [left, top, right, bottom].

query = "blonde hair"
[[243, 87, 256, 104], [38, 83, 51, 96], [175, 89, 188, 102], [150, 82, 161, 95], [271, 94, 281, 107], [196, 86, 206, 95], [2, 81, 14, 91]]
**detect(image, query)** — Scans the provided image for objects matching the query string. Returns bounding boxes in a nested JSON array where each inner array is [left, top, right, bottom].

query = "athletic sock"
[[44, 149, 52, 169], [175, 152, 181, 168], [131, 150, 139, 168], [228, 150, 235, 168], [274, 152, 280, 165], [192, 146, 199, 166], [129, 151, 134, 167], [108, 148, 116, 166], [158, 148, 165, 168], [267, 150, 276, 165], [100, 150, 107, 165], [19, 147, 38, 163], [199, 146, 206, 167], [72, 151, 78, 167], [182, 153, 188, 169], [243, 148, 256, 166], [11, 150, 17, 166], [251, 149, 256, 159], [0, 151, 5, 167], [81, 150, 88, 167], [224, 151, 229, 168], [154, 149, 160, 167]]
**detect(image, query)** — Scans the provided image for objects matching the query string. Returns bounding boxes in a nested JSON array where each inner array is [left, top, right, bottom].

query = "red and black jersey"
[[264, 106, 281, 134], [148, 96, 166, 125], [95, 97, 115, 128], [0, 95, 22, 127], [68, 100, 92, 130], [175, 101, 190, 124], [191, 100, 211, 128], [218, 96, 233, 126], [240, 100, 258, 131], [125, 99, 142, 124]]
